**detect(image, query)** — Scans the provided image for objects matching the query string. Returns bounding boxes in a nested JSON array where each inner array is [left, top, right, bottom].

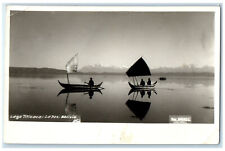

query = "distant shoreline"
[[9, 67, 214, 77]]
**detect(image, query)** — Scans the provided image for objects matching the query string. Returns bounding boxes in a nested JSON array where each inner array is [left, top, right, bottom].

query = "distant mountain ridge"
[[79, 64, 127, 73], [79, 64, 214, 73], [151, 65, 214, 73], [9, 65, 214, 76], [9, 67, 66, 76]]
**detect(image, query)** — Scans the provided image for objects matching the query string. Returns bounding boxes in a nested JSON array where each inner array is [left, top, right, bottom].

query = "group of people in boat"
[[140, 78, 151, 86]]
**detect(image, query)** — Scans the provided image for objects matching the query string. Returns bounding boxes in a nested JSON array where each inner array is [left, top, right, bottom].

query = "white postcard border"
[[3, 5, 221, 144]]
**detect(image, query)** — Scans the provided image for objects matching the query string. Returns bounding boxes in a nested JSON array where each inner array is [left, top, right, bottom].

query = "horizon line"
[[9, 65, 214, 70]]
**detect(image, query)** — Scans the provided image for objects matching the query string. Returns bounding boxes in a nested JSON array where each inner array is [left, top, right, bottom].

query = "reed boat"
[[128, 81, 157, 90], [58, 80, 103, 90]]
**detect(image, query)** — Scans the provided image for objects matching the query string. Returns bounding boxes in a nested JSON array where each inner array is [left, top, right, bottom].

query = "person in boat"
[[147, 78, 151, 85], [140, 79, 145, 86], [89, 77, 94, 87]]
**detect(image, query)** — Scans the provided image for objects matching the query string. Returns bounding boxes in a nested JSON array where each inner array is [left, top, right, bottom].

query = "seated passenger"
[[147, 78, 151, 85], [140, 79, 145, 86]]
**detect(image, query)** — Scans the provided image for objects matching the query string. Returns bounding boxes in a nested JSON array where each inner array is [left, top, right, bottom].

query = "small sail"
[[126, 100, 151, 120], [126, 57, 151, 77], [66, 53, 78, 73]]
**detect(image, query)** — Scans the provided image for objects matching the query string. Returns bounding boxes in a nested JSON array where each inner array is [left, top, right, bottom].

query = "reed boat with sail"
[[58, 53, 103, 90], [126, 57, 157, 90]]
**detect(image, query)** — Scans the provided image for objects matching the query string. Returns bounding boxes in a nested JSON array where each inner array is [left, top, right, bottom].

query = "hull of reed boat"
[[128, 82, 156, 90], [58, 80, 103, 89]]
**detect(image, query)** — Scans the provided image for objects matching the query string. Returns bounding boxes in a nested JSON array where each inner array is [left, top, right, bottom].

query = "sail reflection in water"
[[126, 89, 157, 120], [61, 93, 80, 122], [126, 100, 151, 120]]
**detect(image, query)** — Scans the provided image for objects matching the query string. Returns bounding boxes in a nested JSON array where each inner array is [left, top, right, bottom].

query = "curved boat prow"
[[153, 81, 157, 85], [128, 82, 135, 89], [58, 80, 63, 87], [57, 89, 64, 96], [98, 82, 103, 87]]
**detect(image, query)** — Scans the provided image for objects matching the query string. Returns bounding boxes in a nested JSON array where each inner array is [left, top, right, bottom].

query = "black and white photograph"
[[4, 5, 220, 144]]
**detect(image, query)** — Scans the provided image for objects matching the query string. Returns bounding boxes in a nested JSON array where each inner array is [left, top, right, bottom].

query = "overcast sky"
[[10, 11, 214, 69]]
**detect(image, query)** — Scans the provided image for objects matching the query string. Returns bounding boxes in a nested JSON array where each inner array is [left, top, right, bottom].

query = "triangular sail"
[[126, 57, 151, 77], [66, 53, 78, 73]]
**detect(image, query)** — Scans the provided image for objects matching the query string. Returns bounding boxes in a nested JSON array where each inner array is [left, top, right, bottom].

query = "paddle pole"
[[65, 93, 70, 104], [66, 73, 70, 84], [135, 77, 138, 85], [132, 90, 135, 100], [135, 91, 138, 100]]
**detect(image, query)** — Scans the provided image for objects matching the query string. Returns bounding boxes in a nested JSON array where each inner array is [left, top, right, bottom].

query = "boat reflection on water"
[[126, 89, 157, 120], [57, 88, 104, 122], [57, 88, 103, 99], [128, 89, 157, 99]]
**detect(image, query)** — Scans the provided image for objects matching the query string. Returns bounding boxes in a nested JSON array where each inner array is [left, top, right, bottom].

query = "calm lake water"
[[9, 74, 214, 123]]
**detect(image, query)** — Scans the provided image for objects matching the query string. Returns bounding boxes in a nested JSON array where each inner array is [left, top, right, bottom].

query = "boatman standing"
[[89, 77, 94, 87]]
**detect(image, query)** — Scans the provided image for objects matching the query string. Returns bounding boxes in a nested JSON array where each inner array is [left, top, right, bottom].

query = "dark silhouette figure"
[[147, 78, 151, 85], [147, 91, 151, 98], [89, 77, 94, 87], [88, 90, 94, 99], [140, 79, 145, 86], [140, 90, 145, 98]]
